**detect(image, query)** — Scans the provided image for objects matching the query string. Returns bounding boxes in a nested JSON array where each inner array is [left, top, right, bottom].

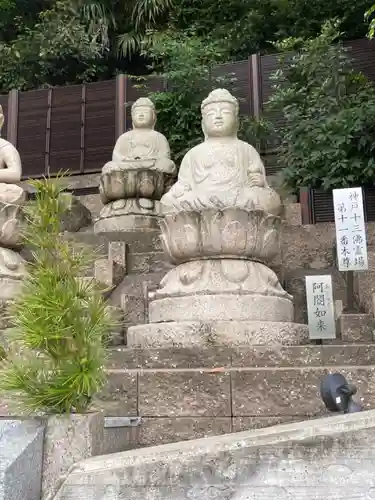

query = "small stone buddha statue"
[[102, 97, 176, 175], [161, 89, 281, 216], [96, 97, 177, 232]]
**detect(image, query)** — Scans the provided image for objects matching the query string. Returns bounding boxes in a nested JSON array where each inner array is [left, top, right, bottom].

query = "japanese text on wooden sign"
[[305, 275, 336, 340], [333, 187, 368, 271]]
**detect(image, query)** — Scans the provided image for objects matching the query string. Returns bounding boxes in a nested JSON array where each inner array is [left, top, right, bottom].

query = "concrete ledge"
[[0, 419, 45, 500], [53, 410, 375, 499]]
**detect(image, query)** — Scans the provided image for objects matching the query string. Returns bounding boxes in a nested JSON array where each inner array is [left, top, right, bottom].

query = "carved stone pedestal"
[[94, 169, 176, 234], [127, 208, 309, 347], [128, 321, 309, 348]]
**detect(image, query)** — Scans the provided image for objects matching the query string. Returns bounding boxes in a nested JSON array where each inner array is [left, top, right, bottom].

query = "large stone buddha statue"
[[96, 97, 177, 233], [161, 89, 280, 216], [126, 90, 308, 348], [0, 105, 26, 298]]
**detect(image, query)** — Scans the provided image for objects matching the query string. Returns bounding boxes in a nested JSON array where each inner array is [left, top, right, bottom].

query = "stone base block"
[[127, 320, 309, 347], [339, 313, 374, 343], [149, 293, 294, 323], [42, 412, 104, 500], [94, 213, 160, 234], [0, 419, 45, 500]]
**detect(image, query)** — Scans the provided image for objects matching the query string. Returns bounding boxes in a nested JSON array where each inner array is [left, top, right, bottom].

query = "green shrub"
[[0, 175, 113, 414], [143, 32, 267, 163], [267, 20, 375, 191]]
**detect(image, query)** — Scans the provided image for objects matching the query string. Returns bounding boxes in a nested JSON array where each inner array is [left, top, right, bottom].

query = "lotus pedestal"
[[127, 208, 310, 347], [94, 169, 176, 234]]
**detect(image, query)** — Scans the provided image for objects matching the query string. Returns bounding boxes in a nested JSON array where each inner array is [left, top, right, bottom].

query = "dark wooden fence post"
[[80, 84, 86, 173], [299, 187, 314, 224], [7, 89, 19, 146], [45, 89, 53, 175], [115, 74, 127, 138], [250, 53, 262, 119]]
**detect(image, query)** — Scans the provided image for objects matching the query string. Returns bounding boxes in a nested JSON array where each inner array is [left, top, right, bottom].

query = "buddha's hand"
[[248, 173, 265, 188], [169, 181, 191, 199]]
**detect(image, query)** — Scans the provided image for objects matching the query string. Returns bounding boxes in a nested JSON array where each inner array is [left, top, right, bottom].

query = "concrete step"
[[96, 344, 375, 449], [339, 313, 375, 343], [62, 231, 108, 253]]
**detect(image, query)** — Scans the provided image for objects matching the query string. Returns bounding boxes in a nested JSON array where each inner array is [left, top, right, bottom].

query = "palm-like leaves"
[[72, 0, 173, 57]]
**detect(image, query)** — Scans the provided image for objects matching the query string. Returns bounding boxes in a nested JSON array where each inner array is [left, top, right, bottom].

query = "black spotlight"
[[320, 373, 362, 414]]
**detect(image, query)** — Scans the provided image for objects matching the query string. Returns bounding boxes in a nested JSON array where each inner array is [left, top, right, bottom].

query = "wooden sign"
[[305, 275, 336, 340], [333, 187, 368, 271]]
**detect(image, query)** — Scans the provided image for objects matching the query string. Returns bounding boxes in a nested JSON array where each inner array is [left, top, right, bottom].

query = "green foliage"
[[169, 0, 374, 60], [70, 0, 173, 58], [0, 1, 105, 92], [1, 0, 375, 90], [145, 34, 234, 162], [0, 174, 113, 414], [365, 3, 375, 38], [267, 20, 375, 191]]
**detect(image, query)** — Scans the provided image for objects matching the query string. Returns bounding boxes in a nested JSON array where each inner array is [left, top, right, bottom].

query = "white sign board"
[[333, 187, 368, 271], [305, 275, 336, 340]]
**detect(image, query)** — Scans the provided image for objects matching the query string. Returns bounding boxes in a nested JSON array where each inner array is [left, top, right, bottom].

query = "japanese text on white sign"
[[333, 187, 368, 271], [305, 275, 336, 340]]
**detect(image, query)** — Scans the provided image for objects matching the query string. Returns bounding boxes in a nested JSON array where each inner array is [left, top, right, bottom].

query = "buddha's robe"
[[161, 138, 281, 215], [104, 129, 176, 175]]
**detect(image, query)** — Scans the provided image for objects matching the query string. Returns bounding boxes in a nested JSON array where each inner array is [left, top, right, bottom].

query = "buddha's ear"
[[201, 120, 208, 140], [0, 106, 4, 132]]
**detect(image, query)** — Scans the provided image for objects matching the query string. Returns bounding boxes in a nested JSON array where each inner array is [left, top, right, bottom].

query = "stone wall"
[[96, 340, 375, 449], [52, 410, 375, 500]]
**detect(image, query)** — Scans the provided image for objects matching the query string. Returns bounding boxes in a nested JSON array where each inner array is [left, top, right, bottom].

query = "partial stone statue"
[[0, 106, 26, 298], [161, 89, 281, 216], [95, 97, 177, 233], [127, 89, 309, 348]]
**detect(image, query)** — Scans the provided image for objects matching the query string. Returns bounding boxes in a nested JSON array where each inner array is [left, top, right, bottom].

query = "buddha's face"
[[132, 105, 154, 128], [202, 102, 237, 138]]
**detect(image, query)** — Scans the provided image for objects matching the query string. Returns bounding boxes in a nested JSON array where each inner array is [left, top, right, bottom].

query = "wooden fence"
[[1, 38, 375, 180]]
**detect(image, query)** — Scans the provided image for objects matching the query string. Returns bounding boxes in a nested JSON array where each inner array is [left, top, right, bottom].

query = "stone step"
[[339, 313, 375, 343], [93, 230, 162, 254], [108, 271, 165, 303], [96, 344, 375, 448], [62, 231, 108, 253], [282, 203, 302, 226], [105, 344, 375, 369], [127, 251, 173, 275]]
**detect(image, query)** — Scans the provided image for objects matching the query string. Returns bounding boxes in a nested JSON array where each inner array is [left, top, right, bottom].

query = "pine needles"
[[0, 175, 113, 414]]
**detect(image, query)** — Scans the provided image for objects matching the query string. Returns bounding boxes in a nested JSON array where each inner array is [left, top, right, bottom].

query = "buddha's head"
[[201, 89, 239, 139], [0, 106, 4, 136], [131, 98, 156, 129]]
